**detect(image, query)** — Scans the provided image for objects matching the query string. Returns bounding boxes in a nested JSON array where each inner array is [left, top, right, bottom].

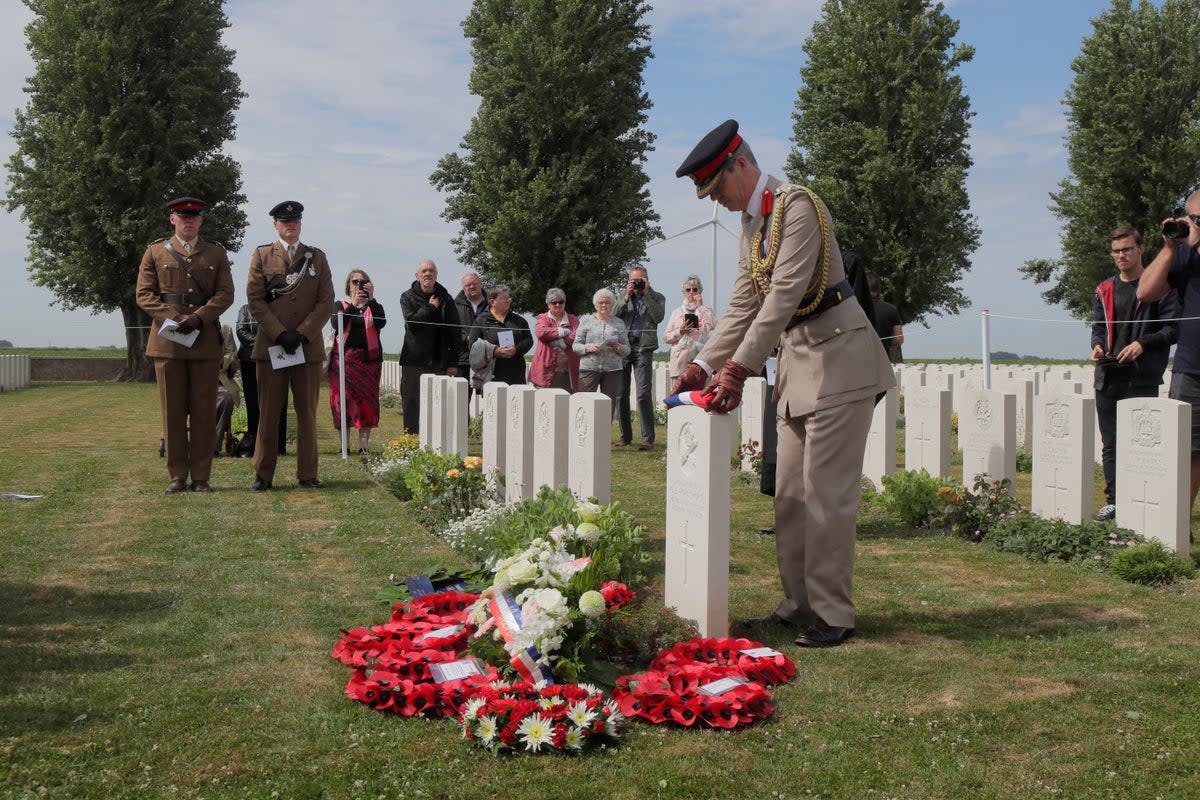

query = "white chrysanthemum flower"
[[566, 700, 596, 727], [517, 714, 553, 752], [564, 726, 586, 751], [578, 590, 605, 618], [538, 697, 558, 710], [576, 502, 603, 523], [462, 697, 487, 721], [477, 715, 498, 743]]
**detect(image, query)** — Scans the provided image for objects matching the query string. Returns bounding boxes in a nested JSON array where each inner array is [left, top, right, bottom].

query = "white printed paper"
[[267, 344, 306, 370], [739, 646, 783, 658], [157, 318, 199, 348], [429, 658, 484, 684], [698, 676, 749, 696], [497, 330, 515, 349], [416, 624, 464, 644]]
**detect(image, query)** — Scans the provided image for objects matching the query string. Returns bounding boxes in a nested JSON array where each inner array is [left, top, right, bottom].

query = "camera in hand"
[[1163, 209, 1190, 240], [683, 312, 699, 328], [632, 278, 645, 291]]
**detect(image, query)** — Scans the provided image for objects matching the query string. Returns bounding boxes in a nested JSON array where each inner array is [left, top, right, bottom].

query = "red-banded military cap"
[[675, 119, 742, 198], [269, 200, 304, 221], [166, 196, 205, 216]]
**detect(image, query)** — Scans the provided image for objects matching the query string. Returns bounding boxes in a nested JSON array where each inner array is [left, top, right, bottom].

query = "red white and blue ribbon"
[[662, 391, 716, 411], [488, 590, 554, 685]]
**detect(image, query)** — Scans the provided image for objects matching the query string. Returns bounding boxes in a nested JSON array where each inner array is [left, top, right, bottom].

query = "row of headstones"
[[0, 354, 31, 392], [418, 375, 612, 505]]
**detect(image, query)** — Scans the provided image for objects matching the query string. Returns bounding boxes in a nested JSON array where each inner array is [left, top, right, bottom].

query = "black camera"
[[351, 279, 369, 288], [632, 278, 645, 291], [1163, 208, 1191, 240]]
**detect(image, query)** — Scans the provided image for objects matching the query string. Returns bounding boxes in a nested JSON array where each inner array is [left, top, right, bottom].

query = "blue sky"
[[0, 0, 1132, 357]]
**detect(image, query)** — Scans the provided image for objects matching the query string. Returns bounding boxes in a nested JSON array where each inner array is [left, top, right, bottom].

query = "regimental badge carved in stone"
[[1044, 400, 1069, 439], [574, 407, 588, 447], [1130, 406, 1162, 449], [974, 397, 992, 431], [677, 421, 699, 475], [537, 402, 552, 440], [510, 397, 521, 429], [484, 392, 495, 423]]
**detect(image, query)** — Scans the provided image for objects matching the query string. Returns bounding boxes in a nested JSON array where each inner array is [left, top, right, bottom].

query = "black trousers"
[[239, 358, 287, 453], [1094, 379, 1158, 505]]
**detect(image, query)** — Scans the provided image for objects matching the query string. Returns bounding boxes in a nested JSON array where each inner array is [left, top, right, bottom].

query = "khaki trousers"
[[154, 358, 219, 483], [254, 360, 321, 482], [773, 395, 875, 628]]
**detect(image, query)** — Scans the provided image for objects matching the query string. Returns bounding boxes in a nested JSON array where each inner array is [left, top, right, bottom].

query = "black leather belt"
[[160, 292, 204, 305], [784, 279, 853, 330]]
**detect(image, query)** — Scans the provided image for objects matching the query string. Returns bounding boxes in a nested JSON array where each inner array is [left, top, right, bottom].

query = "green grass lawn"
[[2, 383, 1199, 799]]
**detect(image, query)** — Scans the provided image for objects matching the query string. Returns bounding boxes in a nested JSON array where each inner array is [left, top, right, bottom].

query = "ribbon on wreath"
[[488, 590, 555, 685]]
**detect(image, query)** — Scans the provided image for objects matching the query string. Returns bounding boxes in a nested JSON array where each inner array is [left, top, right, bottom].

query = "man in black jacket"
[[453, 272, 488, 398], [399, 260, 461, 434], [1091, 225, 1179, 520]]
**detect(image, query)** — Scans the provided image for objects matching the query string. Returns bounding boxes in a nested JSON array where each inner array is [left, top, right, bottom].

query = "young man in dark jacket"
[[399, 260, 461, 434], [1091, 225, 1179, 520]]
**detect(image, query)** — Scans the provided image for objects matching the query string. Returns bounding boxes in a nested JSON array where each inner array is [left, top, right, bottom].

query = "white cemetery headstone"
[[428, 375, 446, 454], [568, 392, 612, 504], [444, 377, 469, 458], [1116, 397, 1191, 557], [532, 388, 570, 492], [418, 372, 437, 448], [481, 382, 509, 489], [862, 387, 898, 491], [903, 387, 952, 478], [505, 385, 537, 504], [653, 363, 669, 407], [740, 378, 767, 472], [1031, 393, 1095, 524], [993, 377, 1033, 449], [665, 405, 733, 637], [958, 388, 1016, 493]]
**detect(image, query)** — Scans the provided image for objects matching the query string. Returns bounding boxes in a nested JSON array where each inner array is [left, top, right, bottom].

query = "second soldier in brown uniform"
[[135, 196, 235, 493], [245, 201, 335, 490]]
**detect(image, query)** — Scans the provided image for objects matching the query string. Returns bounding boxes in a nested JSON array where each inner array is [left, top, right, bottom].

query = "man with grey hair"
[[1137, 189, 1200, 510], [454, 272, 487, 394], [613, 265, 666, 450], [399, 259, 461, 434]]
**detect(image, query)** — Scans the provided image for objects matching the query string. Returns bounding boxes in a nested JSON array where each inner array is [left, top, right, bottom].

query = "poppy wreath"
[[612, 663, 775, 729], [332, 591, 479, 667], [648, 636, 796, 686], [392, 590, 481, 623], [599, 581, 636, 611], [344, 663, 500, 718], [459, 681, 624, 753]]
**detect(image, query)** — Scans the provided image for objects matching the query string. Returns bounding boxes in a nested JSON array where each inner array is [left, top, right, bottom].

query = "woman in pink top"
[[530, 287, 580, 391], [663, 274, 716, 381]]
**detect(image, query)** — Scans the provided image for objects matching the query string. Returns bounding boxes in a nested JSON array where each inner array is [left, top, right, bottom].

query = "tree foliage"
[[5, 0, 246, 378], [1020, 0, 1200, 317], [786, 0, 979, 325], [431, 0, 660, 315]]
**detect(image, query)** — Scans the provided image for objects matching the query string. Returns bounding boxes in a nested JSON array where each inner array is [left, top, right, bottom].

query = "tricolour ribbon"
[[488, 590, 554, 685]]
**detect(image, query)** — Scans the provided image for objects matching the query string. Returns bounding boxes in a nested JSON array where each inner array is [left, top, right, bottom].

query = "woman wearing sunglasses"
[[663, 274, 716, 383], [328, 269, 386, 454], [530, 287, 580, 391]]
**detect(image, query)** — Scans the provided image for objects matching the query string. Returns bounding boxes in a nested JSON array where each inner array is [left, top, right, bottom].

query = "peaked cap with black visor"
[[675, 120, 742, 199]]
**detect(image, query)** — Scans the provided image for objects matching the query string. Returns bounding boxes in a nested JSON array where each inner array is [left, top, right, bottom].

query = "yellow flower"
[[936, 486, 953, 495], [463, 456, 482, 470], [446, 468, 461, 478]]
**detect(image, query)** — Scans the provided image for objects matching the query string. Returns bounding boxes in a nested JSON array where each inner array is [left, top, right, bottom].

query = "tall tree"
[[431, 0, 660, 314], [1020, 0, 1200, 317], [786, 0, 979, 325], [5, 0, 246, 380]]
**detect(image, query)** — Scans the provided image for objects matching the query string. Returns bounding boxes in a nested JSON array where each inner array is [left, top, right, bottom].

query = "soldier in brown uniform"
[[245, 201, 335, 490], [674, 121, 894, 647], [135, 196, 235, 493]]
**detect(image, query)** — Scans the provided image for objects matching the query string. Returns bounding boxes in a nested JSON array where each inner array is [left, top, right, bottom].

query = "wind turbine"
[[648, 203, 738, 309]]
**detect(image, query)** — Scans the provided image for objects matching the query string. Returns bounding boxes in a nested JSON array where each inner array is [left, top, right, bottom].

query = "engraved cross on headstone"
[[678, 519, 693, 586], [1046, 468, 1072, 516], [912, 422, 933, 463], [1127, 479, 1160, 530]]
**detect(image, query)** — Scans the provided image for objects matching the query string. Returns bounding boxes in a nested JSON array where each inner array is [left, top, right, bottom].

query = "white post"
[[337, 311, 348, 459], [980, 308, 992, 390]]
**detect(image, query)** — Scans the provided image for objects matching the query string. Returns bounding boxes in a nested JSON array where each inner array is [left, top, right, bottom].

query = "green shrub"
[[935, 474, 1021, 542], [1110, 541, 1197, 585], [879, 469, 947, 527], [987, 512, 1141, 566], [399, 450, 498, 530], [1015, 447, 1033, 473]]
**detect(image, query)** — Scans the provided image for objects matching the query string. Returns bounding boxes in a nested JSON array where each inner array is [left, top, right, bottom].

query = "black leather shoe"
[[298, 477, 326, 489], [794, 618, 854, 648], [191, 481, 213, 493], [757, 526, 776, 536], [739, 612, 794, 629], [164, 479, 187, 494], [252, 476, 272, 491]]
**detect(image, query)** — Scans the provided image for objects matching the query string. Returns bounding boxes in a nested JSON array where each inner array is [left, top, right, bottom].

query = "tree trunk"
[[119, 299, 154, 382]]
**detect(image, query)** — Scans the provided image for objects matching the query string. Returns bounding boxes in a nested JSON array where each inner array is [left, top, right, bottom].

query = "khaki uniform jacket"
[[135, 236, 235, 360], [697, 176, 894, 416], [245, 241, 336, 363]]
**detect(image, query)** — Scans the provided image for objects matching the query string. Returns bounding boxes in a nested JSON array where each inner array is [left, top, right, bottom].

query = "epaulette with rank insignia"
[[151, 236, 168, 245]]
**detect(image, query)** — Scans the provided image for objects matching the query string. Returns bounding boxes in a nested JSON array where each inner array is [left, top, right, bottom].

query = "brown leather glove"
[[704, 360, 752, 414], [671, 362, 709, 395]]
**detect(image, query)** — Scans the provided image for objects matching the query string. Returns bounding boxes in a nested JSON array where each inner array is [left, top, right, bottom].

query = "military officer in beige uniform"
[[674, 121, 894, 647], [135, 196, 235, 494], [245, 201, 335, 490]]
